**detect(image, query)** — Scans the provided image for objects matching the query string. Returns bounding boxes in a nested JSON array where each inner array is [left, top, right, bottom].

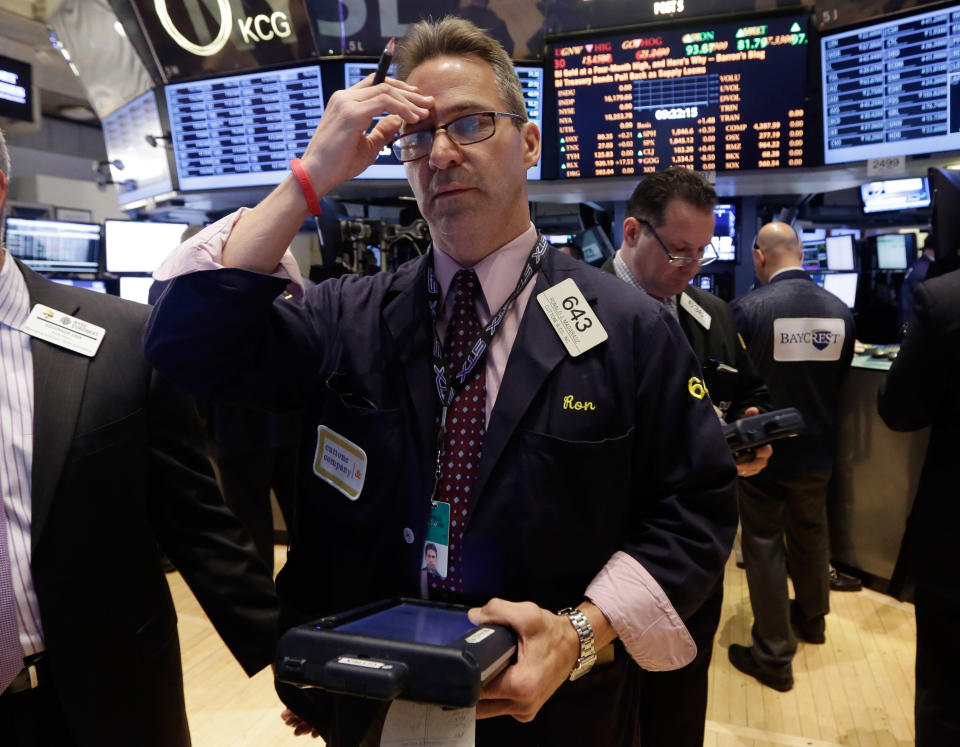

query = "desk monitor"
[[861, 178, 931, 214], [166, 64, 324, 191], [118, 276, 154, 305], [549, 13, 811, 178], [825, 234, 855, 271], [49, 278, 107, 294], [875, 233, 912, 270], [822, 4, 960, 164], [104, 220, 188, 274], [802, 241, 827, 271], [101, 90, 175, 206], [4, 218, 101, 273], [823, 272, 858, 308]]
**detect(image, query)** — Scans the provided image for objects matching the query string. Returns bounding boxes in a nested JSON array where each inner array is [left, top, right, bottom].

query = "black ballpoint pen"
[[373, 37, 395, 85]]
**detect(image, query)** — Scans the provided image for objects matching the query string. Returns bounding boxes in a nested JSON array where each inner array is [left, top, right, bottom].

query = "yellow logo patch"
[[563, 394, 596, 411], [688, 377, 708, 400]]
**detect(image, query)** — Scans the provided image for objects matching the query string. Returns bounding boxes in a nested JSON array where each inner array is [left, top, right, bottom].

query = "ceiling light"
[[57, 104, 98, 122]]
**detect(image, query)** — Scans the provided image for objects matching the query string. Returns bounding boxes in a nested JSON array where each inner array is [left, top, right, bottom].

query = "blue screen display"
[[332, 603, 476, 647]]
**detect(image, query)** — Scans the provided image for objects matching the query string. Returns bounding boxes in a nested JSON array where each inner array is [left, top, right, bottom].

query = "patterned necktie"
[[431, 270, 486, 596], [0, 503, 24, 692]]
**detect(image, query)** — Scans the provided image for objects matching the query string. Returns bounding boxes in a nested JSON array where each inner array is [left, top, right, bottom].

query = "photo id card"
[[422, 501, 450, 582]]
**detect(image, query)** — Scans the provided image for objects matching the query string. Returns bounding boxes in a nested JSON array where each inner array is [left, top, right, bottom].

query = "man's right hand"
[[299, 75, 435, 198]]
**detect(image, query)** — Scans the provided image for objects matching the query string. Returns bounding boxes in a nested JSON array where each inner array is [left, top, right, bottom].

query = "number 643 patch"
[[537, 278, 608, 357]]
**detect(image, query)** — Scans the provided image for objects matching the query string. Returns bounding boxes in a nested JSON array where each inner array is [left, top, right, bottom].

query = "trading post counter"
[[828, 352, 930, 590]]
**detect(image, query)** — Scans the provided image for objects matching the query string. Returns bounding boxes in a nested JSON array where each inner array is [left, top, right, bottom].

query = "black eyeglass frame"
[[637, 218, 719, 268], [390, 111, 524, 163]]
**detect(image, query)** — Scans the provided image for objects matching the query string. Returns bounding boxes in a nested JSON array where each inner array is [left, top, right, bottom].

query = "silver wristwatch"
[[557, 607, 597, 681]]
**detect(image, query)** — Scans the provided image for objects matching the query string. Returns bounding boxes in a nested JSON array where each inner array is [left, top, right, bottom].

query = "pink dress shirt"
[[155, 211, 695, 670]]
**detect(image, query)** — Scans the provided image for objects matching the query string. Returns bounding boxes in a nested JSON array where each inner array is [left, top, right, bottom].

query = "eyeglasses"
[[638, 219, 718, 267], [391, 111, 523, 163]]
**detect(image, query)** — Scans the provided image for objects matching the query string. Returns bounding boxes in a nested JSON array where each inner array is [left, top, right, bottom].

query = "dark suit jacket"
[[145, 247, 737, 744], [731, 269, 855, 478], [18, 261, 279, 746], [599, 259, 770, 420], [878, 268, 960, 603]]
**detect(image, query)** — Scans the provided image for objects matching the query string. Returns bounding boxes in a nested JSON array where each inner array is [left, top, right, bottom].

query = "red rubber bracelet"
[[289, 158, 322, 216]]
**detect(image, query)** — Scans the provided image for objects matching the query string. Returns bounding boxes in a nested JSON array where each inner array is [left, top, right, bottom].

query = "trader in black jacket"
[[878, 267, 960, 746], [728, 221, 855, 692], [0, 130, 279, 747], [603, 167, 772, 746]]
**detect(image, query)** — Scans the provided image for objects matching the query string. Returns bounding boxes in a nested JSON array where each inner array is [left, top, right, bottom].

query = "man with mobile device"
[[145, 17, 737, 745]]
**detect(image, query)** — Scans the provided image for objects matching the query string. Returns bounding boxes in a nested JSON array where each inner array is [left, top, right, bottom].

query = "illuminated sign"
[[132, 0, 317, 82]]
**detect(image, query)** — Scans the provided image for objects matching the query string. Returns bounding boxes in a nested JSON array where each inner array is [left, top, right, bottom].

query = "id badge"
[[422, 501, 450, 585]]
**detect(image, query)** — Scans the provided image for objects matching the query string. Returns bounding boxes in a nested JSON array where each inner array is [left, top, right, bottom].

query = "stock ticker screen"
[[549, 14, 811, 178]]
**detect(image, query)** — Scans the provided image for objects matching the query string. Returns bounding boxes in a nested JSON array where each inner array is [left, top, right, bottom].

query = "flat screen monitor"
[[549, 13, 811, 178], [166, 64, 324, 191], [929, 166, 960, 266], [823, 272, 858, 308], [692, 274, 714, 292], [48, 278, 107, 294], [105, 220, 189, 274], [860, 178, 931, 213], [799, 227, 827, 243], [4, 219, 101, 273], [713, 203, 736, 262], [876, 234, 911, 270], [822, 5, 960, 164], [830, 228, 862, 240], [101, 90, 175, 206], [118, 276, 154, 305], [340, 61, 544, 181], [0, 53, 33, 122], [825, 234, 855, 271], [545, 233, 576, 245], [802, 241, 827, 271], [577, 226, 615, 266]]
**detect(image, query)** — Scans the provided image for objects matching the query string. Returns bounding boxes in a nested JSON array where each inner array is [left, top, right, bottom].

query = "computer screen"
[[823, 272, 858, 308], [104, 220, 188, 274], [340, 61, 544, 181], [825, 235, 855, 271], [860, 178, 931, 214], [713, 203, 736, 262], [166, 64, 324, 191], [692, 274, 714, 292], [4, 219, 101, 273], [549, 13, 811, 178], [577, 226, 615, 266], [101, 90, 175, 206], [802, 241, 827, 271], [545, 233, 576, 245], [0, 53, 33, 122], [799, 228, 827, 243], [822, 5, 960, 164], [118, 276, 154, 305], [875, 234, 910, 270], [49, 278, 107, 294]]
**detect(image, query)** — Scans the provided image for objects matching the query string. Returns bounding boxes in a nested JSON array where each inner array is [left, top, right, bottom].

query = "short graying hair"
[[394, 16, 527, 125], [0, 128, 10, 181]]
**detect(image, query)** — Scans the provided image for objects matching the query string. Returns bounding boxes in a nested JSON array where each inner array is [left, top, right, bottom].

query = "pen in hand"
[[373, 37, 396, 85]]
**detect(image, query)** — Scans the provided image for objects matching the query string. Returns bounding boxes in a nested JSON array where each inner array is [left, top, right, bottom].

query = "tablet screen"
[[332, 603, 476, 647]]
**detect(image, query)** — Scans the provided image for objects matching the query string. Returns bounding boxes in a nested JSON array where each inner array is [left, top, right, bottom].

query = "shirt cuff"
[[153, 207, 305, 297], [586, 550, 696, 671]]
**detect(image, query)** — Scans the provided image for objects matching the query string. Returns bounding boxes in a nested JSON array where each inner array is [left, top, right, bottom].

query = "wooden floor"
[[169, 549, 916, 746]]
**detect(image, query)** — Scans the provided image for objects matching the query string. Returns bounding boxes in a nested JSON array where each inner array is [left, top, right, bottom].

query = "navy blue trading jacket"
[[730, 269, 855, 477]]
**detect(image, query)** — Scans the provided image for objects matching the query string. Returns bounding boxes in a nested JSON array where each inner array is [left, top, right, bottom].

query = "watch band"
[[557, 607, 597, 681]]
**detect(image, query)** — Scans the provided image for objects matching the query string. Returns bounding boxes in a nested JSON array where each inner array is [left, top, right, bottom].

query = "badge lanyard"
[[424, 234, 549, 507]]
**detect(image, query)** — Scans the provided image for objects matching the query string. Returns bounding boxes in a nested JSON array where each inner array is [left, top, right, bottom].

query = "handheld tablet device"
[[275, 598, 516, 707], [723, 408, 806, 464]]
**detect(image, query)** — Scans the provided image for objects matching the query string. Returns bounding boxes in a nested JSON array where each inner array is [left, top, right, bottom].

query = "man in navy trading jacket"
[[728, 221, 855, 692], [603, 167, 772, 746], [145, 17, 737, 745]]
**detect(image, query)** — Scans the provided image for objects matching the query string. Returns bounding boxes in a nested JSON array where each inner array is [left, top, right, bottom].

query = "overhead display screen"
[[166, 64, 323, 191], [101, 90, 175, 205], [549, 13, 810, 178], [822, 4, 960, 164], [0, 53, 33, 122]]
